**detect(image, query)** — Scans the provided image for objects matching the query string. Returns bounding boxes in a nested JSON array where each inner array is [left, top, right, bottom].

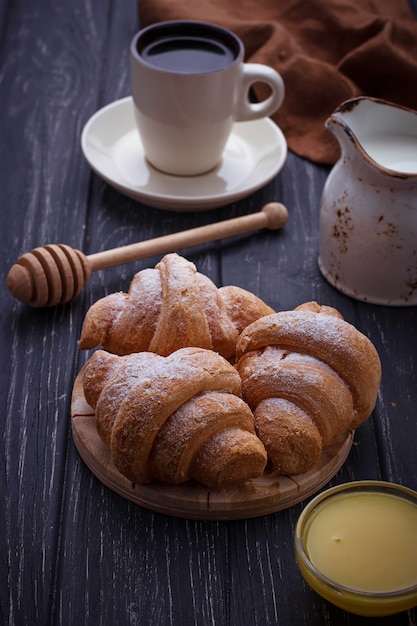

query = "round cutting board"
[[71, 370, 354, 520]]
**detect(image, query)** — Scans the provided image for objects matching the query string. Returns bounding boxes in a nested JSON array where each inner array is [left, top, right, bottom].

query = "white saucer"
[[81, 97, 287, 211]]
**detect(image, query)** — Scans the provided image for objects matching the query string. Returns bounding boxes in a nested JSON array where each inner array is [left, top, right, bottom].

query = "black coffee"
[[141, 36, 236, 73], [136, 23, 241, 75]]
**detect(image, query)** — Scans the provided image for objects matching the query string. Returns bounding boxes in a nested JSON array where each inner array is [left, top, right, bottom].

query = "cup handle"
[[234, 63, 285, 122]]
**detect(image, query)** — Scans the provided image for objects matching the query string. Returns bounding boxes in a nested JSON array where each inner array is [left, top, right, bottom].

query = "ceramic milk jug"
[[319, 97, 417, 306]]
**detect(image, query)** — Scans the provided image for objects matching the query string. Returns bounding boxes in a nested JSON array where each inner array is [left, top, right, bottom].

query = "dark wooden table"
[[1, 1, 416, 625]]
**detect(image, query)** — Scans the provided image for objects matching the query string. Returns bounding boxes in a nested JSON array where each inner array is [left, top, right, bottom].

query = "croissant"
[[79, 253, 274, 358], [82, 347, 267, 490], [235, 302, 382, 475]]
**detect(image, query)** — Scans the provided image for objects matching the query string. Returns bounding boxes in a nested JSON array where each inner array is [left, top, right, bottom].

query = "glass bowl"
[[294, 481, 417, 617]]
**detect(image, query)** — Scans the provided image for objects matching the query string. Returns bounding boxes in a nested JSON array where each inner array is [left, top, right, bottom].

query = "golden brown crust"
[[150, 392, 266, 489], [82, 350, 121, 410], [238, 347, 354, 446], [236, 306, 381, 424], [82, 347, 267, 490], [235, 302, 382, 475], [78, 253, 274, 359], [219, 285, 275, 334], [254, 398, 322, 475], [294, 300, 344, 319]]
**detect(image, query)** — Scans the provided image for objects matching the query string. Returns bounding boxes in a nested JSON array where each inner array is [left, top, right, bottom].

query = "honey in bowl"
[[295, 481, 417, 617]]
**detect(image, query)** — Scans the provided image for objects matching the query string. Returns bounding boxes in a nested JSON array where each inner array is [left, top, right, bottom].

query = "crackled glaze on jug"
[[319, 97, 417, 306]]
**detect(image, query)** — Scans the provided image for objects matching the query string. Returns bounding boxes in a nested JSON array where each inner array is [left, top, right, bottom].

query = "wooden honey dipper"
[[7, 202, 288, 307]]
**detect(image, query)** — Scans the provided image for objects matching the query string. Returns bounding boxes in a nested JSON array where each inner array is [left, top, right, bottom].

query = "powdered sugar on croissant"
[[82, 347, 267, 490], [235, 302, 382, 475], [78, 253, 274, 358]]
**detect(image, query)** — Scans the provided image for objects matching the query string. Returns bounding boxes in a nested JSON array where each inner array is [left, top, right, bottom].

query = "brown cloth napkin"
[[137, 0, 417, 164]]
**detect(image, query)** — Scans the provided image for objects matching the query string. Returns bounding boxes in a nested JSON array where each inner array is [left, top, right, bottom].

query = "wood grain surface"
[[1, 0, 417, 625]]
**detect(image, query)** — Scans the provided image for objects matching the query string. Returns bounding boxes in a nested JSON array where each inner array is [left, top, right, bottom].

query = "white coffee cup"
[[130, 20, 285, 176]]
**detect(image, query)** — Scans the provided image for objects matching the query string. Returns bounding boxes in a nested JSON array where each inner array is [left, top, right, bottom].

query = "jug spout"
[[325, 97, 417, 176], [325, 101, 361, 161]]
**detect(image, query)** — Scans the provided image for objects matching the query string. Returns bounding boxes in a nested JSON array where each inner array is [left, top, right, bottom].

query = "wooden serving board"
[[71, 371, 354, 520]]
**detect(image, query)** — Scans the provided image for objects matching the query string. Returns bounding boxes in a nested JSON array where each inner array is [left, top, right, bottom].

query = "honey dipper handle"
[[87, 202, 288, 271], [7, 203, 288, 307]]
